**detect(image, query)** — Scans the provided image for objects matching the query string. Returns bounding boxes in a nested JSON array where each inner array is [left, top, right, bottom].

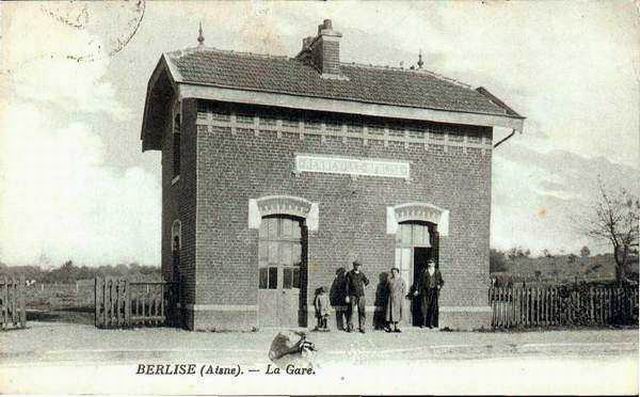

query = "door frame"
[[257, 214, 308, 328], [395, 221, 439, 326]]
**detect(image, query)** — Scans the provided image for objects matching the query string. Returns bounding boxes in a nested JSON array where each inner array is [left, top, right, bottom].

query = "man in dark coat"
[[329, 267, 348, 331], [415, 260, 444, 329], [345, 260, 369, 333]]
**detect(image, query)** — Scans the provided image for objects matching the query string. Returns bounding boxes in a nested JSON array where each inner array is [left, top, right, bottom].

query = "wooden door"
[[258, 216, 304, 328], [395, 222, 435, 326]]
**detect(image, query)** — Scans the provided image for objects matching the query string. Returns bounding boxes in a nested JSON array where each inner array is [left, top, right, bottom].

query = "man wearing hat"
[[345, 260, 370, 333], [415, 259, 444, 329]]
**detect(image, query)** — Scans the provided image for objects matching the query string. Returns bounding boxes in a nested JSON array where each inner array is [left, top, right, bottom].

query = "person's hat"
[[352, 260, 362, 267], [336, 267, 346, 275], [427, 260, 436, 266]]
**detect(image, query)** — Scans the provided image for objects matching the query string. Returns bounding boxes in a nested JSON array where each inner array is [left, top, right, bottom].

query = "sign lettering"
[[295, 155, 410, 179]]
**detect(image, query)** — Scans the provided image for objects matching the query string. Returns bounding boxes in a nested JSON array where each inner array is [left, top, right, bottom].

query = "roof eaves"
[[162, 52, 184, 83], [178, 79, 524, 120], [141, 55, 181, 151], [475, 87, 525, 119]]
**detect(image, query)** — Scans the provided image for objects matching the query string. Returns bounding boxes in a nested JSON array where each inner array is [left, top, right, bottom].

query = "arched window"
[[171, 220, 182, 282], [171, 220, 182, 253]]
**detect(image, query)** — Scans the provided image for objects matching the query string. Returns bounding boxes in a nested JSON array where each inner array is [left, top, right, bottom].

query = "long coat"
[[385, 276, 406, 322], [420, 269, 444, 327], [329, 273, 348, 309], [420, 269, 444, 293]]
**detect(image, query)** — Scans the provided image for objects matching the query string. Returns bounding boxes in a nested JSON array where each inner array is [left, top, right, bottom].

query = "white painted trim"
[[179, 84, 524, 132], [307, 202, 319, 231], [248, 195, 319, 232], [184, 304, 258, 312], [196, 112, 494, 151], [248, 199, 261, 229], [387, 202, 450, 236], [440, 306, 492, 313]]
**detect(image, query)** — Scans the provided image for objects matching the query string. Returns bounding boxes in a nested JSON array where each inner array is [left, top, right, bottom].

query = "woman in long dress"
[[385, 267, 406, 332]]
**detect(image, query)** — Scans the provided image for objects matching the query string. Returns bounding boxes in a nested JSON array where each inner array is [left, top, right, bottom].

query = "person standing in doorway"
[[345, 260, 369, 333], [385, 267, 406, 332], [329, 267, 348, 331], [415, 259, 444, 329]]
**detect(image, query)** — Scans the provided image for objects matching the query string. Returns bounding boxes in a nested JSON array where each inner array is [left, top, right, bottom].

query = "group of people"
[[313, 259, 444, 333]]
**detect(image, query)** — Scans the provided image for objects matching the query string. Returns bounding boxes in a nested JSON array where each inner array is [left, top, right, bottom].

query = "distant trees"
[[0, 261, 161, 283], [506, 246, 531, 260], [580, 246, 591, 258], [583, 184, 639, 284], [490, 249, 508, 273]]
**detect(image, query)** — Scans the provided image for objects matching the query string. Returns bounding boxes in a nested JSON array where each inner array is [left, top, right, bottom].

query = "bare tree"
[[579, 245, 591, 257], [585, 184, 639, 284]]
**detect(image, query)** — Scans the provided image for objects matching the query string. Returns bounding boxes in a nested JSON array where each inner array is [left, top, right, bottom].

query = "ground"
[[1, 321, 638, 394]]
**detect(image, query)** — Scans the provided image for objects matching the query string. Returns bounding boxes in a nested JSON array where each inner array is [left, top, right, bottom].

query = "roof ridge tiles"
[[167, 46, 472, 89], [166, 46, 289, 60]]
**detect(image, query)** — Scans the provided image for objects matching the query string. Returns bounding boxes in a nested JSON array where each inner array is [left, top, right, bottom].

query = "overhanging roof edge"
[[178, 82, 525, 132]]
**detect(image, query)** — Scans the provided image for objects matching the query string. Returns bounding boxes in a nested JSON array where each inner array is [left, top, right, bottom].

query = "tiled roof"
[[165, 48, 518, 118]]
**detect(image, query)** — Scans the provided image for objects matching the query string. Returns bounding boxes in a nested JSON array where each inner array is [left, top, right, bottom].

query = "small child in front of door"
[[313, 287, 330, 332]]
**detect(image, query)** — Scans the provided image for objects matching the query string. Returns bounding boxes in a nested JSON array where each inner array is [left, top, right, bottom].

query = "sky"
[[0, 1, 638, 267]]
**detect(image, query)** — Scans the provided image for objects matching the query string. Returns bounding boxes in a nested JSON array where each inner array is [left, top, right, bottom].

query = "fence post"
[[104, 278, 110, 328], [10, 278, 16, 326], [119, 279, 125, 327], [2, 276, 7, 330], [160, 284, 165, 324], [94, 278, 100, 328], [491, 287, 496, 328], [125, 279, 131, 327], [551, 287, 556, 326], [546, 286, 551, 326], [507, 287, 512, 328], [606, 288, 611, 325], [526, 287, 531, 327], [589, 287, 594, 325], [492, 287, 497, 328], [532, 287, 536, 327], [496, 287, 501, 328], [18, 275, 26, 328]]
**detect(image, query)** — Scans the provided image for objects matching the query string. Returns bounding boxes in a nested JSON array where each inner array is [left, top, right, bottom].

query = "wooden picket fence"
[[1, 276, 27, 330], [489, 285, 639, 329], [95, 278, 179, 329]]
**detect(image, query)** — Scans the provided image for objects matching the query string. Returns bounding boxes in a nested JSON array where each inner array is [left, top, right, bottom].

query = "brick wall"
[[182, 100, 493, 330], [161, 98, 198, 330], [311, 39, 340, 76]]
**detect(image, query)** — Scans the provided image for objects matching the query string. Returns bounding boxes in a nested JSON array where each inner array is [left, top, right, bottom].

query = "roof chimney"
[[297, 19, 343, 78]]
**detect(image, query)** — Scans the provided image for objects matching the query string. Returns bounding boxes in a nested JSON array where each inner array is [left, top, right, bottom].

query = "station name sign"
[[295, 154, 410, 179]]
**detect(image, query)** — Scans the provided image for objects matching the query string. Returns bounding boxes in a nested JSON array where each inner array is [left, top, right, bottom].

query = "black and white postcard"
[[1, 1, 638, 395]]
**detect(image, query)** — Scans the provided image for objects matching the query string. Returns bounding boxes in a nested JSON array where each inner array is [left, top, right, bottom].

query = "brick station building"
[[140, 20, 524, 331]]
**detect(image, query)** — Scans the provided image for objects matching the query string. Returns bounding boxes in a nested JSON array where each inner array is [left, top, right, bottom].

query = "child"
[[313, 287, 330, 331]]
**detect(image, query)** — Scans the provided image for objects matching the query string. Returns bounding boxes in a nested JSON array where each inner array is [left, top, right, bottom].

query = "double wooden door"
[[258, 216, 306, 327], [395, 221, 439, 326]]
